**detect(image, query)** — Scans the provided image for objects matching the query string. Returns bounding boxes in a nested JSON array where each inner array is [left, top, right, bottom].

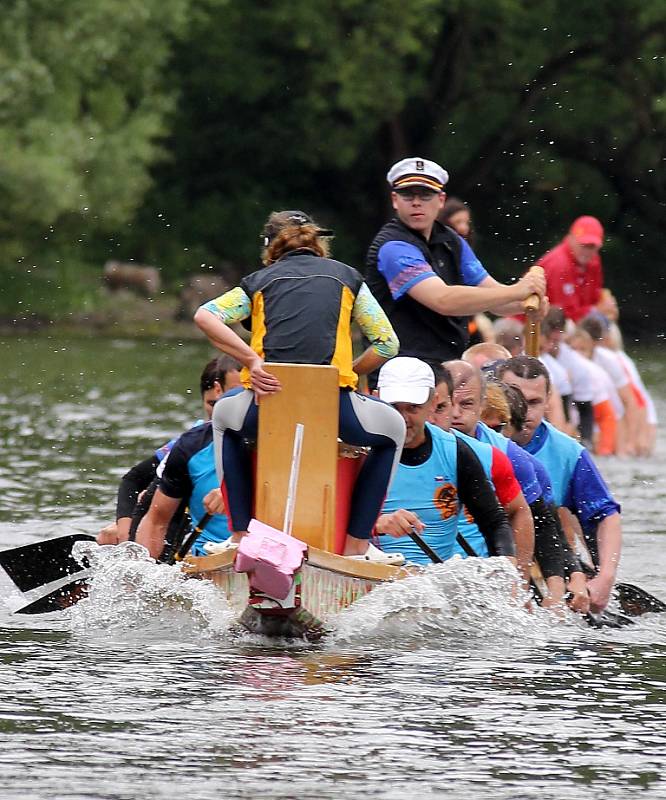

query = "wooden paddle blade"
[[14, 578, 89, 615], [0, 534, 95, 593], [615, 583, 666, 616]]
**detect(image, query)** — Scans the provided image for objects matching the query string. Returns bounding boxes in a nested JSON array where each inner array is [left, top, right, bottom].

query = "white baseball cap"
[[386, 157, 449, 192], [377, 357, 435, 405]]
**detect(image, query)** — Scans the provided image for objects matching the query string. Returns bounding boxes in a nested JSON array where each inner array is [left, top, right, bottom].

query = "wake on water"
[[43, 541, 581, 648]]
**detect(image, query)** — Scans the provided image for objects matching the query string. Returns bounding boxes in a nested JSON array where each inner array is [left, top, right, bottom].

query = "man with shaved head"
[[462, 342, 511, 371], [444, 360, 589, 612], [498, 355, 621, 613]]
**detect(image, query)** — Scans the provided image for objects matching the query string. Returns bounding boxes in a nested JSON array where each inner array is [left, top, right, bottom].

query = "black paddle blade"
[[615, 582, 666, 617], [14, 578, 89, 615], [584, 610, 634, 629], [0, 534, 95, 593]]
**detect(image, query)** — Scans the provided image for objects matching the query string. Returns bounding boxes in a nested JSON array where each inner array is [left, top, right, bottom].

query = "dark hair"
[[432, 363, 454, 398], [497, 355, 551, 393], [261, 211, 331, 265], [541, 306, 566, 336], [499, 382, 527, 432], [438, 196, 474, 246], [200, 355, 242, 395], [579, 314, 606, 341]]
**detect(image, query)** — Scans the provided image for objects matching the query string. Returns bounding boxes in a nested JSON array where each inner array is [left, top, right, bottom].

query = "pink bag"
[[234, 519, 307, 600]]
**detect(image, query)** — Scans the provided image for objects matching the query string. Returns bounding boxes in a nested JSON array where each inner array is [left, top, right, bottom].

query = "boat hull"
[[183, 547, 412, 639]]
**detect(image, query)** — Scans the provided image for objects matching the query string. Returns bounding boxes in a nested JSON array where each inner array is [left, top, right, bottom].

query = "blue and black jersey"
[[158, 421, 232, 553]]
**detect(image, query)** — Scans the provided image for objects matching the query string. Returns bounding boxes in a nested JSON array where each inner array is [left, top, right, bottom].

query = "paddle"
[[170, 513, 212, 563], [407, 526, 478, 564], [575, 545, 666, 617], [13, 578, 90, 616], [409, 527, 633, 628], [529, 562, 633, 629], [0, 533, 95, 594], [523, 267, 544, 358], [407, 527, 443, 563], [8, 514, 214, 615], [614, 582, 666, 616]]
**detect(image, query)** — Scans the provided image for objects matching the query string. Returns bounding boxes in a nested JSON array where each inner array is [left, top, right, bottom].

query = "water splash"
[[328, 557, 562, 646], [68, 541, 236, 636], [60, 544, 643, 648]]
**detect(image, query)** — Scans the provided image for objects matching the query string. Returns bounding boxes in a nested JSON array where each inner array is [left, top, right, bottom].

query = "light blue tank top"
[[378, 424, 459, 564], [451, 429, 492, 558], [524, 421, 582, 507]]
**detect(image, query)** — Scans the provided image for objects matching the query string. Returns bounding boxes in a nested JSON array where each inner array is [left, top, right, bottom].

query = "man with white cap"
[[372, 356, 516, 566], [365, 157, 546, 369]]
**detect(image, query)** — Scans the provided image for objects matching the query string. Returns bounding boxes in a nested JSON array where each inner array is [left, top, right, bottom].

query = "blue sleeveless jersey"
[[378, 424, 460, 564], [523, 421, 582, 508], [159, 423, 232, 555], [451, 429, 492, 558]]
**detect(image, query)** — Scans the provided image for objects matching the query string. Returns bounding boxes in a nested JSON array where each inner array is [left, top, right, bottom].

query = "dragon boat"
[[181, 363, 411, 640]]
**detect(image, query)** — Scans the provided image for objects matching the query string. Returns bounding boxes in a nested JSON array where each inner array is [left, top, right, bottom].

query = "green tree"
[[138, 0, 664, 334], [0, 0, 190, 315]]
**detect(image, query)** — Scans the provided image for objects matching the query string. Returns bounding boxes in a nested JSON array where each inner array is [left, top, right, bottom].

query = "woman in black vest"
[[194, 211, 406, 562]]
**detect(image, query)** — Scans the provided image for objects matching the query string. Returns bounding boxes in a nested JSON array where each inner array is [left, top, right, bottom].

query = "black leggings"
[[574, 400, 594, 447]]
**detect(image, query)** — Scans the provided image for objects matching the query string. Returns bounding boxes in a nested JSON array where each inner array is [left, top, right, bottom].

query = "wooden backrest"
[[255, 364, 340, 551]]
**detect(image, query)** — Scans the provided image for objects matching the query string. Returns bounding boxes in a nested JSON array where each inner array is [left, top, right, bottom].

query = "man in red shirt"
[[538, 216, 606, 323]]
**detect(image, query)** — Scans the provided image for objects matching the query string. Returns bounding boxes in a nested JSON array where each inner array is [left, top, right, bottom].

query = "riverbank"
[[0, 289, 205, 340]]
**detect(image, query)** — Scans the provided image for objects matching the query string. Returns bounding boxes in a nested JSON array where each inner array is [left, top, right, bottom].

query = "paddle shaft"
[[407, 527, 479, 564], [173, 513, 212, 563], [523, 266, 544, 357]]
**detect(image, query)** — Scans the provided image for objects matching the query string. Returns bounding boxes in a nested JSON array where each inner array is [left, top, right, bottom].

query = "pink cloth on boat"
[[234, 519, 307, 600]]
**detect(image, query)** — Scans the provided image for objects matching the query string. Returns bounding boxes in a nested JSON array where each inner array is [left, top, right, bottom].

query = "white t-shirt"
[[556, 342, 594, 402], [616, 350, 658, 425], [540, 353, 572, 396], [593, 345, 630, 391], [585, 358, 623, 417]]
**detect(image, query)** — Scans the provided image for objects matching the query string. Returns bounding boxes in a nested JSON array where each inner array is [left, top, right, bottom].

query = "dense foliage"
[[1, 0, 664, 333]]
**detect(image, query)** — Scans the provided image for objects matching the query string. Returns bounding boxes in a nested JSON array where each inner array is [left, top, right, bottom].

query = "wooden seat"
[[255, 364, 340, 551]]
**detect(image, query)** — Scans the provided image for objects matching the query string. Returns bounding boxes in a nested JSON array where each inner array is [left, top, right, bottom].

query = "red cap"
[[569, 216, 604, 248]]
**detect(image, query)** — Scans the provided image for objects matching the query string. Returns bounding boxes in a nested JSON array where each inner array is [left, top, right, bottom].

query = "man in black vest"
[[366, 157, 547, 370]]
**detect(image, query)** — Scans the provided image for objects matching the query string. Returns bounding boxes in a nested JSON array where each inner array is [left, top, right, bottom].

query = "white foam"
[[327, 557, 564, 646], [68, 541, 236, 636]]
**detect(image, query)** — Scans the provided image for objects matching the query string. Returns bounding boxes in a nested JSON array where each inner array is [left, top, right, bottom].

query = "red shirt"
[[538, 239, 603, 322], [490, 448, 521, 506]]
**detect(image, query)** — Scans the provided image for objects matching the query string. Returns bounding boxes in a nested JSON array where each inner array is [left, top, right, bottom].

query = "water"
[[1, 336, 665, 799]]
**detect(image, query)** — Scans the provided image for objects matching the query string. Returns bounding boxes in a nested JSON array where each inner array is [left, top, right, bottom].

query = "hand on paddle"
[[203, 487, 227, 516], [587, 572, 614, 614], [566, 571, 591, 615], [376, 509, 425, 538], [519, 266, 549, 320]]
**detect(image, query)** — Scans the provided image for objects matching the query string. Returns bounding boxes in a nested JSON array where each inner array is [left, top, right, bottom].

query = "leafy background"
[[1, 0, 664, 336]]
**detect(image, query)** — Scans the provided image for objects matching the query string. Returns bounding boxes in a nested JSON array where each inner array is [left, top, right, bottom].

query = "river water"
[[1, 335, 665, 800]]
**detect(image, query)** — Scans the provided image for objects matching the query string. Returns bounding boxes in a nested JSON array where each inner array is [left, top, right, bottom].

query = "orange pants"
[[594, 399, 617, 456]]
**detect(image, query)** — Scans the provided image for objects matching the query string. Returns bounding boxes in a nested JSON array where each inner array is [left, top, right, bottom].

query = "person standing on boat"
[[498, 356, 622, 613], [194, 210, 406, 563], [372, 357, 516, 566], [364, 157, 547, 374]]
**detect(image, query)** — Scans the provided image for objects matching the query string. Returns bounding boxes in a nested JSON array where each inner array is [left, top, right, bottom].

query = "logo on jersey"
[[433, 482, 458, 520]]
